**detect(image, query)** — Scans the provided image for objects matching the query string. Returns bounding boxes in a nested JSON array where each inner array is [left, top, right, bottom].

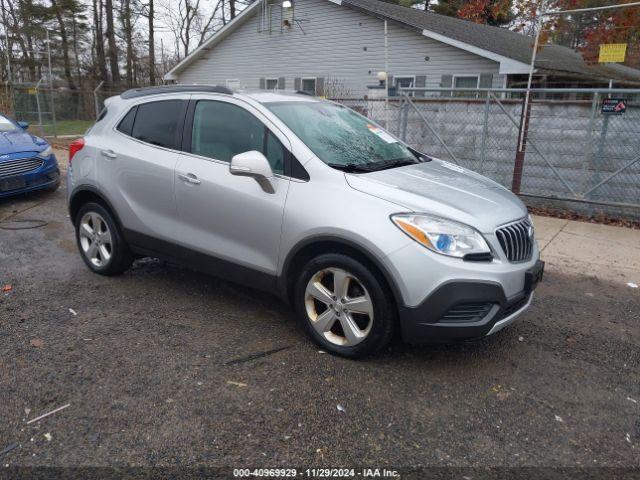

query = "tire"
[[294, 253, 396, 358], [75, 202, 133, 276]]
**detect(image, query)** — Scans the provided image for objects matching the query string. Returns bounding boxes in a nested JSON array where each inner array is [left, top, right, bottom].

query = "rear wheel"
[[75, 202, 133, 275], [294, 253, 396, 358]]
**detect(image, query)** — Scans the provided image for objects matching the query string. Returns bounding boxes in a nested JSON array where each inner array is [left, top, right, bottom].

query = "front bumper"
[[398, 260, 544, 343], [0, 154, 60, 198]]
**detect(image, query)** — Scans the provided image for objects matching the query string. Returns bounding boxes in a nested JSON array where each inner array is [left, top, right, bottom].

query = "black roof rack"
[[120, 84, 233, 99]]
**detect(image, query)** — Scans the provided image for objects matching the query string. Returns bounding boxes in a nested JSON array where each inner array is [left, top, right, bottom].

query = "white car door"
[[173, 96, 292, 278]]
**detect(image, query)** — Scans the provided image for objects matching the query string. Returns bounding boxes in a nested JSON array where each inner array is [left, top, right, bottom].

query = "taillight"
[[68, 138, 85, 165]]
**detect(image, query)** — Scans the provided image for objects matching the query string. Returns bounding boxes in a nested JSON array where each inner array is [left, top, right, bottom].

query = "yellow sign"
[[27, 88, 37, 95], [599, 43, 627, 63]]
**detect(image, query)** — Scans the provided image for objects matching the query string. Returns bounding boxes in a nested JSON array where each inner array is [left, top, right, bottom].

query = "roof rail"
[[121, 84, 233, 99]]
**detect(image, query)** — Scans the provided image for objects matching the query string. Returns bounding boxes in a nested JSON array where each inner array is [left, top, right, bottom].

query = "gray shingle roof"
[[343, 0, 640, 82]]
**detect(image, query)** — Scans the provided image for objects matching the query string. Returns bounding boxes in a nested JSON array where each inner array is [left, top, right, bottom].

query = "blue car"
[[0, 114, 60, 198]]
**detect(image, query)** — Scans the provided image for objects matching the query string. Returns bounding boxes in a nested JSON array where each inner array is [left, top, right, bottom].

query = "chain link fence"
[[1, 84, 638, 218], [334, 88, 640, 219], [1, 84, 127, 137]]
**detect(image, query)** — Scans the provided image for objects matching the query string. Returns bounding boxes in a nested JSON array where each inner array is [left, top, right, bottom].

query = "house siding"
[[176, 0, 504, 96]]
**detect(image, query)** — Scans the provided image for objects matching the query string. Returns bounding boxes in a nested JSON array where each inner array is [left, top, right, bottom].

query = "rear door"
[[174, 96, 291, 277], [104, 97, 188, 240]]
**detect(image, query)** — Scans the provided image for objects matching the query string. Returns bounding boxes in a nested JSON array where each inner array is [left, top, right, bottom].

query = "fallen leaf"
[[226, 380, 247, 388], [30, 338, 44, 348], [44, 433, 52, 442], [68, 308, 77, 316], [2, 284, 12, 293], [627, 283, 638, 289], [518, 336, 524, 342], [337, 404, 346, 413], [554, 415, 563, 423]]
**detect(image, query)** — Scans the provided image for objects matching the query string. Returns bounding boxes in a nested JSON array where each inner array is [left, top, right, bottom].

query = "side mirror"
[[229, 150, 275, 193], [17, 121, 29, 130]]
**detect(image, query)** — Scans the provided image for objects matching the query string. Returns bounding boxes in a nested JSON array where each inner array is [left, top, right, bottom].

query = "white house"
[[165, 0, 640, 96]]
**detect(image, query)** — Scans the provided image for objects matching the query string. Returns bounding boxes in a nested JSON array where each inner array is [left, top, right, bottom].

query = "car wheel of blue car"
[[75, 202, 133, 276]]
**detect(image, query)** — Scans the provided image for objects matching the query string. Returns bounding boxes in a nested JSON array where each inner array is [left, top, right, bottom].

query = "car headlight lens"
[[391, 213, 491, 258], [37, 146, 53, 158]]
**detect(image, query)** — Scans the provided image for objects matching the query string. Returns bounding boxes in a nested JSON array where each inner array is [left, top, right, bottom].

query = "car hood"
[[345, 159, 527, 233], [0, 130, 47, 156]]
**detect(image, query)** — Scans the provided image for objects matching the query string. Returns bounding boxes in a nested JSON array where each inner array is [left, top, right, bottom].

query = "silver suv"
[[67, 85, 544, 358]]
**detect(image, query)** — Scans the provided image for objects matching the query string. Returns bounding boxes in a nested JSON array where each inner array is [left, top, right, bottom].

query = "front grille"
[[440, 302, 495, 324], [496, 218, 533, 262], [0, 157, 43, 178]]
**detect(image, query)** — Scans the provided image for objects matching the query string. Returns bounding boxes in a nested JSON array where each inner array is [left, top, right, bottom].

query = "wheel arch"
[[279, 236, 403, 309], [69, 185, 123, 228]]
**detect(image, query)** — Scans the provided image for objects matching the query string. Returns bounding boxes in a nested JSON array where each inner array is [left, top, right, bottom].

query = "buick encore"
[[67, 85, 544, 357]]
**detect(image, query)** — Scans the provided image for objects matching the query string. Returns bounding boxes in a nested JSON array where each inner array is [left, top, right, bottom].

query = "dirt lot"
[[0, 151, 639, 471]]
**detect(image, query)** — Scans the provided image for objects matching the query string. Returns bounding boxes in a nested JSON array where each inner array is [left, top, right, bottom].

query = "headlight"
[[37, 146, 53, 158], [391, 213, 491, 258]]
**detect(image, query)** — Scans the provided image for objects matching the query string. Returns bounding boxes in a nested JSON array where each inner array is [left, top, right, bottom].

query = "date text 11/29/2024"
[[233, 468, 400, 478]]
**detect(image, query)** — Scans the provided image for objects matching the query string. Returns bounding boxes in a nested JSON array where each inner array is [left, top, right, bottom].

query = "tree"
[[457, 0, 513, 26], [104, 0, 120, 84]]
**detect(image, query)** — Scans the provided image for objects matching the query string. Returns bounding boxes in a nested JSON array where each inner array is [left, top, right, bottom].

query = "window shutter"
[[479, 73, 493, 89], [259, 78, 266, 89], [415, 75, 426, 97], [440, 75, 452, 97], [294, 77, 301, 91], [316, 77, 325, 96], [278, 77, 286, 89]]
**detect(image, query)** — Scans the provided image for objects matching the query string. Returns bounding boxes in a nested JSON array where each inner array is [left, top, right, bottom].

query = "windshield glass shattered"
[[266, 101, 420, 172]]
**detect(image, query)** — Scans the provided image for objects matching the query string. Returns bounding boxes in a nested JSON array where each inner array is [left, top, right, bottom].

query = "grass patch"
[[34, 119, 94, 137]]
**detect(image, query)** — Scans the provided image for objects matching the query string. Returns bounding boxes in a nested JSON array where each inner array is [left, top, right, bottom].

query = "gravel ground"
[[0, 157, 639, 470]]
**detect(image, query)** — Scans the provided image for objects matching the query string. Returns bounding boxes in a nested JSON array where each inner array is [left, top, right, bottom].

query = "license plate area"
[[524, 260, 545, 294], [0, 176, 27, 192]]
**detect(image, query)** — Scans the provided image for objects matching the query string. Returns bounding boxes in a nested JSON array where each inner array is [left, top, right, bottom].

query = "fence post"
[[35, 78, 45, 138], [512, 92, 533, 193], [93, 81, 104, 120], [582, 92, 599, 207], [479, 90, 490, 174]]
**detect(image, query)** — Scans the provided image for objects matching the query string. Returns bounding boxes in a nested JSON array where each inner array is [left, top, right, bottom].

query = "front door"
[[174, 97, 291, 278]]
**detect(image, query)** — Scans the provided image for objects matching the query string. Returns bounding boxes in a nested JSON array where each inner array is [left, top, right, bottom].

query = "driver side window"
[[190, 100, 285, 175]]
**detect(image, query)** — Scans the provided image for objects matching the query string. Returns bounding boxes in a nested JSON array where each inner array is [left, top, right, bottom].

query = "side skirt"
[[123, 229, 281, 296]]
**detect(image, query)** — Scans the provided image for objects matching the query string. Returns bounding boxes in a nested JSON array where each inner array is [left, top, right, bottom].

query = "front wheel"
[[75, 202, 133, 276], [294, 253, 396, 358]]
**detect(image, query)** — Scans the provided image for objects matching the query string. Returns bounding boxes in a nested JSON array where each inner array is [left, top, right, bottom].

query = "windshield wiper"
[[364, 158, 418, 172], [327, 163, 376, 173]]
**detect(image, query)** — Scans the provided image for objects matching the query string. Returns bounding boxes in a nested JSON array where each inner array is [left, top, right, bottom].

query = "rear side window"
[[130, 100, 183, 149], [116, 107, 136, 136]]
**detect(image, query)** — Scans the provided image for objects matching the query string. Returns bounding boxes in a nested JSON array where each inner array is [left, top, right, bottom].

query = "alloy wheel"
[[79, 212, 113, 267], [304, 267, 374, 347]]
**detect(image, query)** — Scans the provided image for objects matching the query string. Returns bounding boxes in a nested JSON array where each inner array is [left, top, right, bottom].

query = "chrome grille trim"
[[0, 157, 43, 178], [496, 218, 533, 263]]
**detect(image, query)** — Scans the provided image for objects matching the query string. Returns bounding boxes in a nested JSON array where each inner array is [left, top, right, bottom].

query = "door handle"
[[100, 149, 117, 159], [178, 173, 201, 185]]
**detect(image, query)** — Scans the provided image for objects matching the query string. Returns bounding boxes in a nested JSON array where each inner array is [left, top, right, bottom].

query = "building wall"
[[175, 0, 504, 96]]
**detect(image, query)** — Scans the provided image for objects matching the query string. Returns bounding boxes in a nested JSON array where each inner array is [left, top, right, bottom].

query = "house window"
[[266, 78, 279, 90], [394, 76, 415, 96], [302, 78, 316, 95], [453, 75, 480, 89], [453, 75, 480, 98], [395, 76, 415, 89]]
